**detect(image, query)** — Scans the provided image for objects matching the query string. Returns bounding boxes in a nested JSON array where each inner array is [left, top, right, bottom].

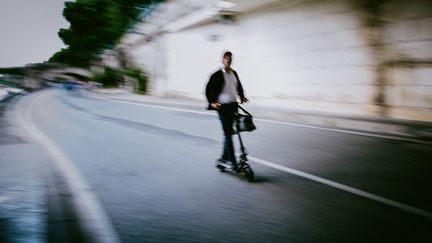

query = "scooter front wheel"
[[241, 165, 255, 182]]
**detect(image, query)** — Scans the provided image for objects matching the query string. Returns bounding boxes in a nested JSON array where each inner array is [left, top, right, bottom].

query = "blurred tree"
[[92, 66, 122, 87], [125, 67, 147, 92], [49, 0, 162, 67]]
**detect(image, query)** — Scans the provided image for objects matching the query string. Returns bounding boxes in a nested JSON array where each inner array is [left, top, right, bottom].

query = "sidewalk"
[[92, 88, 432, 143]]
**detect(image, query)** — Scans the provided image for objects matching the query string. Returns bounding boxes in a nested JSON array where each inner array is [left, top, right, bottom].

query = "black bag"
[[236, 105, 256, 132]]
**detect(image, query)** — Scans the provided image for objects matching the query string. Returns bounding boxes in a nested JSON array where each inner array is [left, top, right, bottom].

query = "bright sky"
[[0, 0, 69, 67]]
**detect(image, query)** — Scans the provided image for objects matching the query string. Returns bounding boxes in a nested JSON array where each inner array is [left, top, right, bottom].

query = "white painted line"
[[109, 96, 432, 217], [112, 99, 216, 116], [246, 155, 432, 219], [253, 118, 432, 145], [110, 98, 431, 145], [15, 93, 120, 243]]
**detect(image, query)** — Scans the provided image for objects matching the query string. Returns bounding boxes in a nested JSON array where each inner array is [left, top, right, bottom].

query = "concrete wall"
[[128, 34, 168, 95], [121, 0, 432, 122], [379, 0, 432, 121]]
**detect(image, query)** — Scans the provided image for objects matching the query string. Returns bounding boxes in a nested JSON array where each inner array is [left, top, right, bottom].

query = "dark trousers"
[[217, 103, 238, 164]]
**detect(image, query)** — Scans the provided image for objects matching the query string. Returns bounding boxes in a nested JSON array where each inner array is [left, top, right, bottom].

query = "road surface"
[[10, 88, 432, 242]]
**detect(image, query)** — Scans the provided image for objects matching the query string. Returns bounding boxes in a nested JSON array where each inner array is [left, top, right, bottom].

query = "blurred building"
[[108, 0, 432, 122]]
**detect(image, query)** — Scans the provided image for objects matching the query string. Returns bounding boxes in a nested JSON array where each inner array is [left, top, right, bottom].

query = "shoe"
[[216, 158, 226, 168], [216, 164, 225, 169]]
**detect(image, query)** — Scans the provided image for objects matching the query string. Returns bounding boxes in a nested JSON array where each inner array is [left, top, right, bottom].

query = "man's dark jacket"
[[205, 69, 245, 110]]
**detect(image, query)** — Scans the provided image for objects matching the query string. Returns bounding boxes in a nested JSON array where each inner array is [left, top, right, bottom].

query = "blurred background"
[[1, 0, 431, 242], [2, 0, 432, 121]]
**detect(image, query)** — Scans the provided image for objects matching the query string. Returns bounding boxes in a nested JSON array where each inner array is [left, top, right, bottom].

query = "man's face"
[[222, 55, 232, 68]]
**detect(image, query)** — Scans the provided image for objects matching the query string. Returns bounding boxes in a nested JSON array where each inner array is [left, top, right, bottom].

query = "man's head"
[[222, 51, 232, 69]]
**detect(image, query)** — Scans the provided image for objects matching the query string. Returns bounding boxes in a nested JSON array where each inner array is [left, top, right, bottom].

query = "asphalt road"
[[10, 89, 432, 242]]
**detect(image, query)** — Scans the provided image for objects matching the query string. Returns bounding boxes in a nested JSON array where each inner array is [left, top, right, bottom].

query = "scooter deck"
[[216, 161, 237, 171]]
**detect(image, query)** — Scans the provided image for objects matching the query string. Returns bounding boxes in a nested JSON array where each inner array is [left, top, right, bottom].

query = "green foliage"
[[126, 67, 147, 92], [50, 47, 97, 67], [0, 79, 21, 88], [49, 0, 163, 67], [0, 67, 24, 75], [92, 66, 122, 87]]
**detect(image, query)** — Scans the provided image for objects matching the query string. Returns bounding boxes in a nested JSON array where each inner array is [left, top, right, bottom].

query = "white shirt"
[[218, 67, 238, 104]]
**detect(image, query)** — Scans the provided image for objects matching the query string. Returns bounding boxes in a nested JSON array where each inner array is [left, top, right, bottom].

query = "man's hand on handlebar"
[[211, 102, 222, 110]]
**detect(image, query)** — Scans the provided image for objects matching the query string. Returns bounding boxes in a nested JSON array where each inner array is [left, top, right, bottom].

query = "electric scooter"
[[216, 105, 255, 182]]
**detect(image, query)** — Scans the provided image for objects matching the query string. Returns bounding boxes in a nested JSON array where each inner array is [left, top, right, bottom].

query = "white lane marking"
[[253, 119, 432, 145], [246, 155, 432, 219], [109, 96, 432, 217], [48, 92, 432, 219], [112, 97, 432, 218], [113, 99, 216, 116], [16, 93, 120, 243], [110, 98, 431, 145]]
